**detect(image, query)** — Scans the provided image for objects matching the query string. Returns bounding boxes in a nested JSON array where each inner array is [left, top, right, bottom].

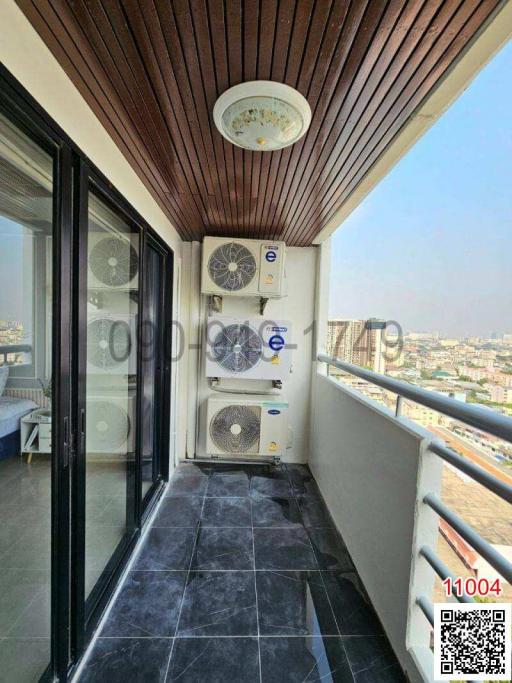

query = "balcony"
[[78, 462, 405, 682], [73, 356, 512, 682], [1, 1, 511, 681]]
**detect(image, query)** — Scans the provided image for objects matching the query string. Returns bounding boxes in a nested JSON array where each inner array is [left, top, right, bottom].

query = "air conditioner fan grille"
[[212, 323, 261, 373], [207, 242, 257, 291], [87, 318, 132, 370], [210, 405, 260, 453], [89, 236, 138, 287], [86, 400, 131, 452]]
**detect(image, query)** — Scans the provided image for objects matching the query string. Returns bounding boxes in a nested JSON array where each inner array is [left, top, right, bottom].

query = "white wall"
[[182, 244, 318, 464], [309, 373, 440, 683], [0, 0, 184, 474]]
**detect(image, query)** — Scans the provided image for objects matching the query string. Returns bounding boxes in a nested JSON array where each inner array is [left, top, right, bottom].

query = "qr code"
[[434, 603, 511, 680]]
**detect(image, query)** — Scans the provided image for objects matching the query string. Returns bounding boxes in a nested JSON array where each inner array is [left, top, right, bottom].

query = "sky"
[[329, 39, 512, 338]]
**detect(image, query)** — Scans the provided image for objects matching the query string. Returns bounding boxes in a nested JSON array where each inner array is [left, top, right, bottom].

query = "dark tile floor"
[[80, 463, 406, 682]]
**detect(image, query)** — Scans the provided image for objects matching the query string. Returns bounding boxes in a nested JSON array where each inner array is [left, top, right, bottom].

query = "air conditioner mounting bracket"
[[259, 297, 269, 315]]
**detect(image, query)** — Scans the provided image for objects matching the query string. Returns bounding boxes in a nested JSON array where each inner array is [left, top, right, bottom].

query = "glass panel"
[[141, 243, 163, 500], [85, 193, 139, 597], [0, 113, 53, 680]]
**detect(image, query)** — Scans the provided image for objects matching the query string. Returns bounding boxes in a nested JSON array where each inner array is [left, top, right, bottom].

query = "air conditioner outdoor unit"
[[205, 316, 292, 381], [201, 236, 285, 297], [86, 314, 137, 375], [87, 232, 139, 290], [86, 394, 136, 455], [206, 395, 289, 458]]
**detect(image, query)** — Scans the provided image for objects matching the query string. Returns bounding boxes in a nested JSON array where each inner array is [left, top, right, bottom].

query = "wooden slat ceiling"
[[16, 0, 499, 245]]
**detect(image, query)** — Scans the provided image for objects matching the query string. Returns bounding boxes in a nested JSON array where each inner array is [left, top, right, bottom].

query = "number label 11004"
[[443, 577, 503, 598]]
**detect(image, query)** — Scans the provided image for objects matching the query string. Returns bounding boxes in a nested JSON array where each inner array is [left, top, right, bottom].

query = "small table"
[[20, 408, 52, 464]]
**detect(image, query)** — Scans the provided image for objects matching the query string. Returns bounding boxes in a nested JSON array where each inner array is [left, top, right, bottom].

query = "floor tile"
[[167, 637, 259, 682], [251, 470, 293, 497], [153, 497, 203, 528], [308, 529, 354, 571], [174, 464, 211, 478], [260, 636, 354, 682], [251, 496, 303, 527], [321, 572, 383, 635], [342, 636, 406, 682], [0, 455, 53, 683], [201, 497, 252, 527], [0, 522, 28, 556], [135, 528, 196, 570], [192, 527, 253, 570], [91, 496, 130, 527], [71, 462, 405, 683], [257, 571, 338, 636], [177, 571, 257, 636], [0, 570, 49, 636], [167, 474, 208, 496], [8, 587, 50, 638], [206, 470, 250, 497], [254, 528, 317, 570], [12, 505, 51, 527], [102, 571, 187, 637], [80, 638, 172, 682], [0, 638, 50, 683], [298, 496, 335, 528], [286, 464, 321, 497]]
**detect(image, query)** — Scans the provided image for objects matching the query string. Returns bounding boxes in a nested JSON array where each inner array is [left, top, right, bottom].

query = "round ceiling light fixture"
[[213, 81, 311, 152]]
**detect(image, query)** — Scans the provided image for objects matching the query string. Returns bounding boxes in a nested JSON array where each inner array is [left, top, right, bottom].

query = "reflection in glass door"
[[0, 113, 54, 680], [140, 237, 166, 504], [83, 192, 139, 600]]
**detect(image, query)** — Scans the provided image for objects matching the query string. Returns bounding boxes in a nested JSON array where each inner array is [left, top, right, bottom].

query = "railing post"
[[395, 395, 403, 417], [406, 437, 443, 682]]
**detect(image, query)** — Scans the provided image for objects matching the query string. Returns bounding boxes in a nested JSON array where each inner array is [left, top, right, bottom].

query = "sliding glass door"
[[0, 111, 55, 682], [1, 65, 173, 682], [80, 189, 140, 606]]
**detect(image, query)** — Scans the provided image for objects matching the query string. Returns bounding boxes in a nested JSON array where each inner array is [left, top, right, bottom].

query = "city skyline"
[[329, 39, 512, 338]]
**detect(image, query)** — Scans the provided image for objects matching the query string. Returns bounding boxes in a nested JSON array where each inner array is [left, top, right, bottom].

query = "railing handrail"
[[0, 344, 32, 353], [424, 493, 512, 585], [318, 353, 512, 443]]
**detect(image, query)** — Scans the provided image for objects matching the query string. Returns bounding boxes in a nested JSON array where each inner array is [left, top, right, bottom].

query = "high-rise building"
[[327, 319, 386, 373]]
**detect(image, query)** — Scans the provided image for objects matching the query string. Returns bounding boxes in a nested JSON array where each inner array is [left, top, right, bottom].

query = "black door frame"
[[139, 231, 173, 521], [75, 164, 143, 636], [0, 67, 74, 683], [0, 65, 175, 682], [73, 160, 174, 658]]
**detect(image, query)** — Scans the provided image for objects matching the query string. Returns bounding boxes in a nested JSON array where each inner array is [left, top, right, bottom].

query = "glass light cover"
[[221, 96, 305, 151], [214, 81, 311, 151]]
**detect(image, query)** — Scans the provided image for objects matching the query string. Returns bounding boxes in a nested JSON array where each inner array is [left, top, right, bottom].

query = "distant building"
[[406, 331, 439, 341], [458, 366, 488, 382], [327, 319, 386, 374], [439, 338, 459, 348], [488, 384, 512, 404], [401, 401, 441, 427]]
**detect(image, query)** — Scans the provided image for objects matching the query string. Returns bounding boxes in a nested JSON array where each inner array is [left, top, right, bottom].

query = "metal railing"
[[318, 354, 512, 630], [318, 354, 512, 442], [0, 344, 32, 366], [0, 344, 32, 354]]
